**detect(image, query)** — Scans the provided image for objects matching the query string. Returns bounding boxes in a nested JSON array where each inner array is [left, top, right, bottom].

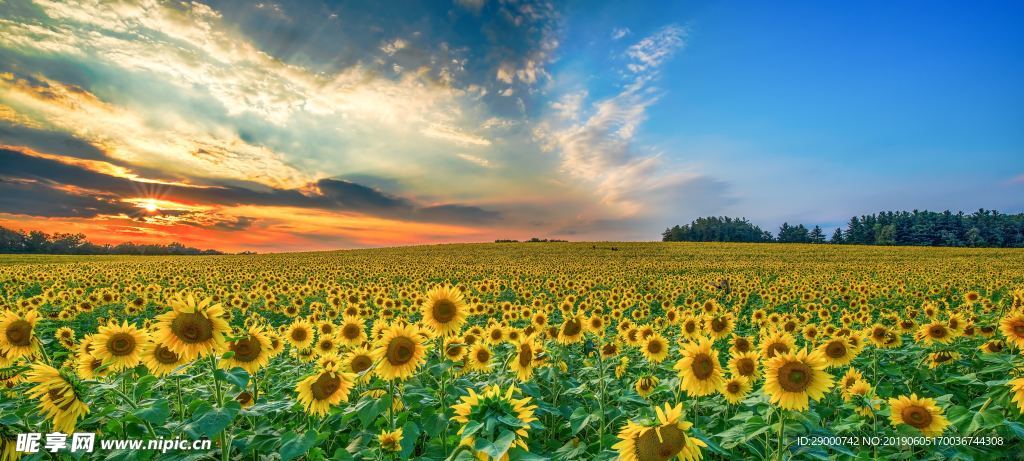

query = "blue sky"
[[0, 0, 1021, 250]]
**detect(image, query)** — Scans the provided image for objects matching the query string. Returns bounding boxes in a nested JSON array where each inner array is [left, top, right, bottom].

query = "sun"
[[142, 200, 159, 212]]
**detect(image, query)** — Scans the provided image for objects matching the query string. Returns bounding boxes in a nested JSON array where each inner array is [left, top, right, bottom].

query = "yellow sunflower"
[[92, 321, 148, 372], [421, 285, 469, 337], [674, 338, 724, 397], [25, 363, 90, 433], [337, 316, 367, 347], [0, 309, 38, 360], [1009, 376, 1024, 413], [372, 323, 427, 381], [466, 343, 494, 372], [379, 428, 403, 452], [141, 341, 186, 377], [343, 346, 375, 382], [613, 402, 706, 461], [635, 376, 659, 398], [817, 337, 856, 368], [917, 321, 955, 345], [221, 326, 273, 374], [557, 315, 585, 344], [721, 376, 751, 404], [728, 351, 761, 381], [999, 313, 1024, 349], [759, 330, 796, 359], [887, 394, 948, 436], [451, 385, 537, 458], [511, 336, 541, 381], [294, 363, 356, 416], [152, 294, 230, 361], [763, 349, 834, 411], [641, 333, 670, 363], [286, 319, 316, 350]]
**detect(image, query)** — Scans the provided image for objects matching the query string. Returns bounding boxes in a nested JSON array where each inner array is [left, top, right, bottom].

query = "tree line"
[[662, 209, 1024, 247], [0, 226, 223, 255]]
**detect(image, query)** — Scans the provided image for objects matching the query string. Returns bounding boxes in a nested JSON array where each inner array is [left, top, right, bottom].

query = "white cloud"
[[457, 153, 493, 168], [626, 24, 686, 74], [611, 27, 631, 40], [421, 123, 492, 146]]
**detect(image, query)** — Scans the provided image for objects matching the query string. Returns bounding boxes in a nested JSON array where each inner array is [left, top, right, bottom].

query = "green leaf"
[[136, 399, 170, 425], [478, 430, 516, 461], [568, 407, 592, 435], [358, 395, 390, 427], [461, 420, 484, 439], [222, 367, 250, 390], [187, 400, 241, 438], [399, 421, 421, 459], [280, 429, 318, 461]]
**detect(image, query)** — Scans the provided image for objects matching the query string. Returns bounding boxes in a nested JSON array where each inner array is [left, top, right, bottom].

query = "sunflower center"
[[431, 299, 458, 323], [291, 328, 308, 342], [446, 345, 463, 358], [711, 318, 726, 332], [231, 337, 262, 362], [602, 344, 617, 356], [767, 342, 789, 357], [1013, 322, 1024, 336], [647, 340, 663, 355], [518, 344, 533, 367], [235, 391, 253, 405], [736, 358, 755, 376], [386, 336, 416, 366], [5, 319, 32, 346], [901, 405, 933, 429], [171, 313, 214, 344], [154, 345, 180, 364], [310, 372, 342, 400], [727, 381, 741, 393], [48, 388, 77, 411], [778, 361, 812, 392], [635, 424, 687, 461], [825, 341, 847, 358], [563, 319, 582, 336], [107, 332, 136, 356], [691, 353, 714, 380], [734, 338, 750, 352], [928, 325, 947, 338], [342, 324, 361, 339], [351, 354, 373, 373], [476, 348, 491, 363]]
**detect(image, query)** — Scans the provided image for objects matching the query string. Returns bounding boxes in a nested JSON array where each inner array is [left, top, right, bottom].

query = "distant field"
[[2, 242, 1023, 460]]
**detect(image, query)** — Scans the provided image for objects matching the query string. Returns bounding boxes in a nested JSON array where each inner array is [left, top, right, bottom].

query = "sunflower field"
[[2, 242, 1024, 461]]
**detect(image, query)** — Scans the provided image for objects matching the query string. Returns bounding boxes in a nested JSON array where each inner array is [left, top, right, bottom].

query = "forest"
[[662, 209, 1024, 247], [0, 226, 223, 254]]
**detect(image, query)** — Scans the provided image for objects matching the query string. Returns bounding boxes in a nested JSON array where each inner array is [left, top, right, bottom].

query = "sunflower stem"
[[108, 378, 157, 438], [775, 409, 786, 461], [436, 336, 449, 457]]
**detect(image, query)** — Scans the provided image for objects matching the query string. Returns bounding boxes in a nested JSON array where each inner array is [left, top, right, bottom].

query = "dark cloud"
[[0, 178, 139, 218], [0, 148, 499, 224], [0, 121, 110, 161]]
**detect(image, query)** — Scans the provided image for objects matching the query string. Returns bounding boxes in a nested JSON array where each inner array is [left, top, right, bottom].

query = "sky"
[[0, 0, 1021, 252]]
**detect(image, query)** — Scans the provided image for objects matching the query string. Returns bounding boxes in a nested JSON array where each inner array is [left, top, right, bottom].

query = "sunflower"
[[25, 363, 89, 433], [372, 323, 427, 381], [379, 428, 403, 452], [421, 285, 469, 337], [152, 295, 230, 361], [730, 335, 754, 354], [635, 376, 659, 398], [763, 349, 834, 411], [927, 351, 960, 369], [315, 333, 340, 357], [444, 340, 467, 362], [235, 390, 255, 409], [979, 339, 1005, 354], [343, 346, 375, 381], [759, 330, 796, 359], [557, 315, 585, 344], [887, 394, 948, 436], [916, 321, 955, 345], [0, 309, 38, 360], [1, 425, 19, 461], [999, 313, 1024, 350], [286, 319, 316, 350], [674, 338, 724, 397], [721, 376, 751, 404], [92, 321, 148, 372], [1009, 376, 1024, 413], [641, 333, 670, 363], [613, 402, 706, 461], [141, 341, 186, 377], [294, 363, 356, 416], [511, 336, 541, 381], [337, 316, 367, 347], [817, 337, 856, 368], [451, 385, 537, 458], [222, 327, 273, 373], [847, 380, 880, 417], [467, 343, 494, 372], [728, 351, 761, 381]]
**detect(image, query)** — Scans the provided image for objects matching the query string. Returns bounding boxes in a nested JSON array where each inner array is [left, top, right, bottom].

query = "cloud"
[[0, 177, 139, 218], [456, 153, 493, 168], [625, 25, 686, 74], [611, 27, 631, 40], [0, 147, 500, 224]]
